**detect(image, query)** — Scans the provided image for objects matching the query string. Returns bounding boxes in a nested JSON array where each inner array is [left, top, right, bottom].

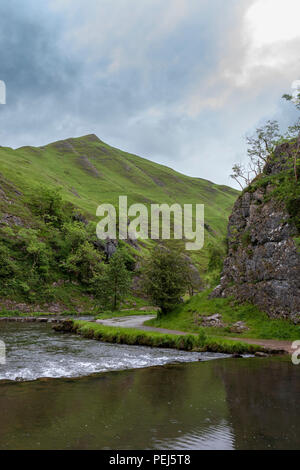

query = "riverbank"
[[54, 319, 279, 355], [145, 290, 300, 342], [95, 315, 294, 354]]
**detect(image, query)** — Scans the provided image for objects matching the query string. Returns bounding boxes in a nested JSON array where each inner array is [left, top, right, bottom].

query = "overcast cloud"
[[0, 0, 299, 187]]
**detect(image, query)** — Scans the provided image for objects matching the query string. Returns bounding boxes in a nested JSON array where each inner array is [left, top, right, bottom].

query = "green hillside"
[[0, 134, 238, 311]]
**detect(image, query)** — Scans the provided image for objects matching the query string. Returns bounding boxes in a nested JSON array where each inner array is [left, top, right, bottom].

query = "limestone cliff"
[[213, 142, 300, 323]]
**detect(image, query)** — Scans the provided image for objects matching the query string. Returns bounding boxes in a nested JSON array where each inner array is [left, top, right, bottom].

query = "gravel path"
[[227, 337, 294, 354], [96, 315, 191, 335]]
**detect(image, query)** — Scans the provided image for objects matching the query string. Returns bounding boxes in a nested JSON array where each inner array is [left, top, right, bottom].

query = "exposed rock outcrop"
[[212, 143, 300, 323], [0, 213, 24, 226]]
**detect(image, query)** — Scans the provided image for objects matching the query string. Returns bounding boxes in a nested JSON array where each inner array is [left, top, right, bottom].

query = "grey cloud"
[[0, 0, 298, 188]]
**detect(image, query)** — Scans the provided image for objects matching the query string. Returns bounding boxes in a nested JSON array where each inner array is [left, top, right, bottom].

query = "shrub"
[[28, 186, 68, 227]]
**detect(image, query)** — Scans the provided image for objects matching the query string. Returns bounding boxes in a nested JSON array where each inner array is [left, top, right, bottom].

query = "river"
[[0, 322, 299, 450]]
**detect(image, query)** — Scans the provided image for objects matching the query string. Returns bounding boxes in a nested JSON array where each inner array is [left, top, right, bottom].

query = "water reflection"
[[215, 358, 300, 450], [0, 358, 299, 449], [0, 322, 299, 450]]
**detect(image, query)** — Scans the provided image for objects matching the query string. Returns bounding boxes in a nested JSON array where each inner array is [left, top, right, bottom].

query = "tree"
[[60, 221, 89, 256], [62, 241, 104, 283], [282, 91, 300, 110], [230, 163, 252, 190], [18, 228, 51, 278], [247, 120, 280, 167], [142, 245, 191, 315], [95, 249, 132, 311], [28, 186, 67, 227], [231, 120, 280, 189]]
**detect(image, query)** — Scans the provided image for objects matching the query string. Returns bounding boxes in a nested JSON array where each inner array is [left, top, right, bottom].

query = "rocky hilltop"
[[213, 141, 300, 323]]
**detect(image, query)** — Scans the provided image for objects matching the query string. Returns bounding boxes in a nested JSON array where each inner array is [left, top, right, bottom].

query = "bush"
[[28, 186, 68, 228], [61, 240, 104, 283]]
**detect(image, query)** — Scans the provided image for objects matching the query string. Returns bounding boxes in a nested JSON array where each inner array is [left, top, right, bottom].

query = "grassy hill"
[[0, 134, 238, 312]]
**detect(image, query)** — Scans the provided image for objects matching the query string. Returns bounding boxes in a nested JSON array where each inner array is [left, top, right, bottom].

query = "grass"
[[0, 134, 238, 266], [71, 320, 267, 354], [145, 290, 300, 341], [0, 134, 238, 310]]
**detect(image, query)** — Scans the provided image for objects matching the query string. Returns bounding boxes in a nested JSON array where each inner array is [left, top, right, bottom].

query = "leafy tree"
[[60, 221, 89, 255], [247, 120, 280, 167], [0, 243, 18, 279], [282, 90, 300, 110], [28, 186, 69, 227], [231, 120, 280, 189], [61, 241, 104, 283], [18, 228, 51, 278], [142, 245, 191, 315], [205, 241, 226, 287], [94, 249, 132, 310], [207, 242, 225, 272], [230, 163, 252, 190]]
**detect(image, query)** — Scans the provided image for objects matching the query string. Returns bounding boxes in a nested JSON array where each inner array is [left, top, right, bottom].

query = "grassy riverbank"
[[71, 320, 269, 354], [145, 290, 300, 341]]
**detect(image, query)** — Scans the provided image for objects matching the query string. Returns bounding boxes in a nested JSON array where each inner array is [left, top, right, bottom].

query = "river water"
[[0, 322, 299, 450], [0, 322, 225, 381]]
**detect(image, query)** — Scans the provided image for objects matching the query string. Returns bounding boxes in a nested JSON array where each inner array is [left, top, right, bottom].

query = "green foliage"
[[93, 249, 132, 311], [61, 222, 89, 252], [0, 135, 238, 307], [246, 135, 300, 233], [231, 121, 281, 189], [260, 169, 300, 232], [204, 240, 226, 287], [142, 245, 192, 315], [293, 237, 300, 254], [207, 242, 225, 271], [0, 243, 18, 279], [28, 186, 69, 228], [282, 92, 300, 110], [18, 228, 51, 277], [0, 134, 238, 275], [247, 120, 280, 165], [61, 240, 104, 283], [117, 241, 136, 271]]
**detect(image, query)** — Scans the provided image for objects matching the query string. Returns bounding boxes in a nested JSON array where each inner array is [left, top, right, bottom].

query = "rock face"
[[213, 144, 300, 323]]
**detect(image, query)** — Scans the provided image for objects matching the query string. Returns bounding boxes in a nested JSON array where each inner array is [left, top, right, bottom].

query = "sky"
[[0, 0, 299, 188]]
